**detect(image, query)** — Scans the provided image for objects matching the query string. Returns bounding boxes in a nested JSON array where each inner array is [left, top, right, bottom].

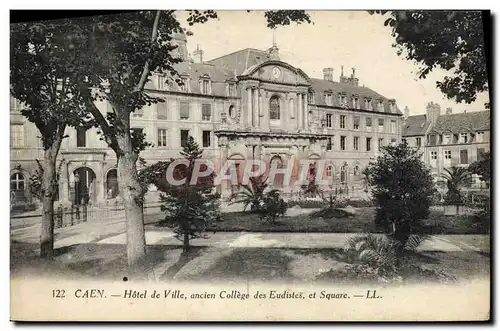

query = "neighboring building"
[[402, 103, 490, 188], [10, 32, 403, 207]]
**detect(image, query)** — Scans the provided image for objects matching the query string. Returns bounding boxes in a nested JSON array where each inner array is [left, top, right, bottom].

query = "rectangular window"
[[377, 100, 384, 112], [378, 118, 384, 132], [390, 120, 396, 133], [326, 137, 333, 151], [430, 151, 438, 159], [157, 129, 168, 147], [202, 80, 211, 94], [366, 117, 372, 130], [378, 138, 384, 151], [11, 124, 25, 147], [354, 136, 359, 151], [180, 102, 190, 120], [416, 137, 422, 148], [157, 102, 168, 119], [202, 130, 211, 148], [477, 148, 486, 160], [228, 83, 236, 97], [460, 149, 468, 164], [202, 104, 212, 121], [460, 133, 468, 144], [444, 150, 452, 159], [325, 93, 333, 106], [76, 127, 86, 147], [429, 134, 437, 146], [308, 92, 315, 104], [158, 75, 166, 90], [326, 114, 333, 128], [365, 99, 372, 110], [353, 116, 360, 130], [340, 115, 346, 129], [180, 129, 190, 148], [340, 136, 346, 151], [366, 137, 372, 152], [352, 97, 360, 109], [443, 134, 452, 144], [339, 95, 347, 107], [476, 131, 485, 143]]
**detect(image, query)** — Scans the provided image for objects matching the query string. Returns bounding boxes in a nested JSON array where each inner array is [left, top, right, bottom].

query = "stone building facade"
[[10, 33, 403, 208], [402, 103, 490, 188]]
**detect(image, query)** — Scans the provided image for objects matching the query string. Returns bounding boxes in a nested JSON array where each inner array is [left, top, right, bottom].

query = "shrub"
[[258, 190, 287, 223], [364, 143, 436, 251]]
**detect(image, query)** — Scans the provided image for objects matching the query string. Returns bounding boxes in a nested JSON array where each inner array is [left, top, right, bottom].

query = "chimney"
[[404, 106, 410, 119], [192, 44, 204, 63], [426, 101, 441, 125], [445, 107, 452, 115], [323, 68, 334, 81]]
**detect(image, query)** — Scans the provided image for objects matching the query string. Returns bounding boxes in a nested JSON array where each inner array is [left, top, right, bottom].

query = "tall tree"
[[372, 10, 489, 105], [363, 143, 436, 254], [10, 21, 88, 258], [71, 10, 311, 271], [156, 136, 220, 252]]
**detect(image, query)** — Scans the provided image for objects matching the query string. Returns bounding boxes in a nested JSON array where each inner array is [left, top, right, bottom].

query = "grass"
[[197, 207, 484, 235]]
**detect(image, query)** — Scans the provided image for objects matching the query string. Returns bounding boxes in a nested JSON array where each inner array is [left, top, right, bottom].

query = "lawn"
[[190, 207, 485, 235]]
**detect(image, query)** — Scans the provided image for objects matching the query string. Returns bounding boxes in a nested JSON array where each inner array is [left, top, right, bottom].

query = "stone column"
[[297, 93, 303, 130], [96, 164, 105, 205], [253, 88, 259, 128], [220, 141, 230, 198], [247, 88, 252, 127], [59, 160, 70, 205], [303, 94, 309, 131]]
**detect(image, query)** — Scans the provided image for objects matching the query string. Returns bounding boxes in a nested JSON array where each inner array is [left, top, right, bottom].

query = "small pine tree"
[[158, 136, 221, 252], [364, 143, 436, 254]]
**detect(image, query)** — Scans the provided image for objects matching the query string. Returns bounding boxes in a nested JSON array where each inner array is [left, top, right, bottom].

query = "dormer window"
[[460, 132, 468, 143], [157, 75, 166, 90], [200, 76, 212, 95], [308, 91, 316, 104], [377, 100, 384, 112], [324, 93, 333, 106], [339, 94, 348, 108], [364, 98, 372, 111], [389, 101, 396, 113], [352, 96, 360, 109], [179, 76, 190, 93], [227, 82, 236, 97]]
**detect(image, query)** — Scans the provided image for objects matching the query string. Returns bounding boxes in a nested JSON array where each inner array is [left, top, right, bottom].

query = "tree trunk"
[[40, 146, 60, 258], [183, 231, 190, 253], [117, 144, 146, 273]]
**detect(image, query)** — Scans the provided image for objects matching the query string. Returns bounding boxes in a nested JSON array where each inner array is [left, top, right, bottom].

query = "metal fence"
[[53, 203, 162, 229]]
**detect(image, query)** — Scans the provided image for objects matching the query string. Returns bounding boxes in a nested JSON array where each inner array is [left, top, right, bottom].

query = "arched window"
[[354, 165, 361, 176], [10, 172, 25, 191], [228, 105, 236, 119], [269, 95, 280, 120], [106, 169, 119, 199], [340, 164, 348, 184], [326, 165, 333, 178]]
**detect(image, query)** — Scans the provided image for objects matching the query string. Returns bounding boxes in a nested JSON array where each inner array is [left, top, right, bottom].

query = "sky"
[[176, 10, 490, 116]]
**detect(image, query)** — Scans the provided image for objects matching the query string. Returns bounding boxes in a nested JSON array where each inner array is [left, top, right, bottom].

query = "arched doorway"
[[73, 167, 96, 205], [270, 155, 285, 188], [106, 169, 119, 199]]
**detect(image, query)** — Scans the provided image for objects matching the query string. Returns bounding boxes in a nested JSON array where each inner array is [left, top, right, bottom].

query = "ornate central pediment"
[[239, 61, 311, 86]]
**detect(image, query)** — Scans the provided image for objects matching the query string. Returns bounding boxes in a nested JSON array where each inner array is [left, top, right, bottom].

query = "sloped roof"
[[430, 110, 490, 133], [310, 78, 401, 114], [206, 48, 268, 76], [402, 114, 430, 136]]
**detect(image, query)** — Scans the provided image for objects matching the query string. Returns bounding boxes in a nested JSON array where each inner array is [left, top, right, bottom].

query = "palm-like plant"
[[439, 166, 472, 205], [229, 175, 278, 212]]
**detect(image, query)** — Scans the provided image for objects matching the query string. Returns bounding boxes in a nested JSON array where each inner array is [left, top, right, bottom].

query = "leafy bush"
[[229, 175, 270, 213], [364, 143, 436, 250], [258, 190, 287, 223]]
